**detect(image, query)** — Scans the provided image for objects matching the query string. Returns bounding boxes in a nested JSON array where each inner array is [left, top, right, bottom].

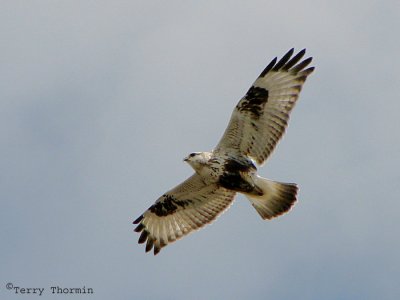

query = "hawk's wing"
[[215, 48, 314, 165], [133, 174, 236, 255]]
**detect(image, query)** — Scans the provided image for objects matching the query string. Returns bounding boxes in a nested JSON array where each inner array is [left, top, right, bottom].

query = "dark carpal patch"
[[149, 194, 193, 217], [237, 86, 269, 117]]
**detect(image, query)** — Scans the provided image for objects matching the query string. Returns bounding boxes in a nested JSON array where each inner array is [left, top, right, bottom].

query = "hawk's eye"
[[189, 153, 196, 157]]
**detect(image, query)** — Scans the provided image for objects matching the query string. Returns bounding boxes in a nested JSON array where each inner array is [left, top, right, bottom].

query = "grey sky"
[[1, 1, 399, 299]]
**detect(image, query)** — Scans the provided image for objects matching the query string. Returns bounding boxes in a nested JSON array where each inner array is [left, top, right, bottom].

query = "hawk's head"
[[184, 152, 211, 172]]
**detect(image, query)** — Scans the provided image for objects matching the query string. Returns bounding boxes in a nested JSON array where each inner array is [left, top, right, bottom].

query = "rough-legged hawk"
[[133, 48, 314, 255]]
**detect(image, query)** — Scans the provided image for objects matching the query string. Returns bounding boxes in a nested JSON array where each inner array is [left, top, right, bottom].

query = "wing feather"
[[215, 48, 314, 165], [133, 174, 236, 255]]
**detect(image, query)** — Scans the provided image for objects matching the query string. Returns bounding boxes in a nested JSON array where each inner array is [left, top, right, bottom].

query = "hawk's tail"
[[245, 176, 298, 220]]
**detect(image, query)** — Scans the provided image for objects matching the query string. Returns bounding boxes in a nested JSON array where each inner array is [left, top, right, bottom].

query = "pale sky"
[[1, 1, 400, 299]]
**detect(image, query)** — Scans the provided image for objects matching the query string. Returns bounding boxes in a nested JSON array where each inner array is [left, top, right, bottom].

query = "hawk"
[[133, 48, 314, 255]]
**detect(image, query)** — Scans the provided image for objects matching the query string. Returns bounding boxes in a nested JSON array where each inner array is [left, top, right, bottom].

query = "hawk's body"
[[134, 49, 314, 255]]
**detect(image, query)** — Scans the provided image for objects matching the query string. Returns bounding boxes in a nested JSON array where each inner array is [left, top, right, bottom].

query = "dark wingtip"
[[134, 223, 144, 233], [283, 49, 306, 71], [138, 230, 148, 244], [133, 215, 144, 224], [292, 57, 313, 73], [145, 237, 154, 252], [302, 66, 315, 75], [260, 57, 277, 77], [273, 48, 295, 71], [260, 48, 314, 77], [286, 48, 295, 56]]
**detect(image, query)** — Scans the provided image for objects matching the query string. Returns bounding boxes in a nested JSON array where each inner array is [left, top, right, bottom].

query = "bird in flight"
[[133, 48, 314, 255]]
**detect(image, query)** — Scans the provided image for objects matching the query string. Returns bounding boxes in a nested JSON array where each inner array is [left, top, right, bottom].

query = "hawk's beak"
[[183, 157, 188, 162]]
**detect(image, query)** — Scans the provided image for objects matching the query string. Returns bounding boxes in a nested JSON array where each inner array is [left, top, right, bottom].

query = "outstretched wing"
[[215, 48, 314, 165], [133, 174, 236, 255]]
